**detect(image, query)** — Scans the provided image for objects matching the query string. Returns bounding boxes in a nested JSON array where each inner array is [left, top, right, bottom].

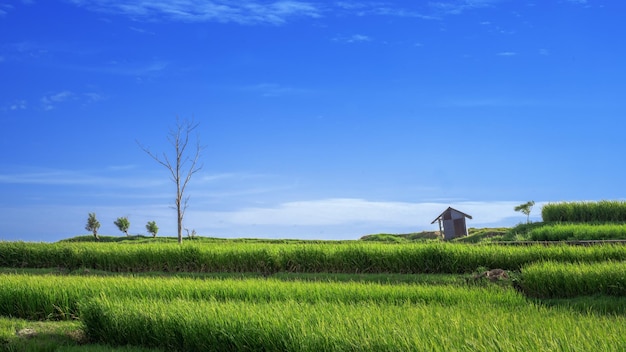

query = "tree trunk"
[[177, 206, 183, 244], [137, 117, 203, 246]]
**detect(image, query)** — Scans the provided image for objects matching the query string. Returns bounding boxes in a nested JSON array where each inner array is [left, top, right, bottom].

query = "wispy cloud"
[[333, 34, 372, 44], [84, 92, 106, 103], [41, 91, 75, 110], [0, 4, 12, 17], [67, 0, 322, 25], [102, 60, 169, 76], [429, 0, 501, 15], [3, 41, 49, 59], [2, 91, 105, 112], [336, 2, 436, 19], [0, 167, 260, 190], [0, 100, 27, 112], [0, 168, 172, 208], [1, 198, 539, 241], [0, 168, 129, 187], [436, 97, 540, 108], [240, 83, 309, 97], [497, 51, 517, 56], [191, 198, 530, 238], [129, 26, 155, 35]]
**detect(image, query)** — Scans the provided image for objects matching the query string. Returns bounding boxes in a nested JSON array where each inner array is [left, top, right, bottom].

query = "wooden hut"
[[431, 207, 472, 240]]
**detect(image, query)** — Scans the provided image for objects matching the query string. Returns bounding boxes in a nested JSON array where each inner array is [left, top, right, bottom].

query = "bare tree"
[[137, 117, 203, 244]]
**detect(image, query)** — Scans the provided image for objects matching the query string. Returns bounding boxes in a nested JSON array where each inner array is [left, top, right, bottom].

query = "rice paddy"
[[528, 223, 626, 241], [541, 200, 626, 223], [3, 205, 626, 351], [3, 240, 626, 274]]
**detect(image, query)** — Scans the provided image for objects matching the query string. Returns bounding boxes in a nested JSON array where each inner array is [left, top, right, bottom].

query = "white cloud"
[[84, 92, 106, 103], [38, 90, 105, 110], [0, 167, 164, 188], [41, 91, 75, 110], [497, 51, 517, 56], [105, 60, 169, 76], [0, 193, 544, 241], [335, 2, 435, 19], [67, 0, 322, 25], [198, 198, 525, 230], [1, 99, 27, 112], [436, 96, 541, 108], [0, 4, 12, 17], [430, 0, 501, 15], [129, 26, 155, 35], [349, 34, 371, 42], [10, 100, 27, 110], [333, 34, 372, 44], [240, 83, 309, 97], [334, 1, 502, 20]]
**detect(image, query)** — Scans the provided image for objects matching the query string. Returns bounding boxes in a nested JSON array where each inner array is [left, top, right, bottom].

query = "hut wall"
[[443, 209, 468, 240]]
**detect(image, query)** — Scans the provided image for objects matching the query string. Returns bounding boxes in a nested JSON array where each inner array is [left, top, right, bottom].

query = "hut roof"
[[430, 207, 473, 224]]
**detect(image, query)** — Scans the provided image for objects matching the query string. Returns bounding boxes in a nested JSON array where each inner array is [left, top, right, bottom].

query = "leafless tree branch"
[[136, 117, 204, 244]]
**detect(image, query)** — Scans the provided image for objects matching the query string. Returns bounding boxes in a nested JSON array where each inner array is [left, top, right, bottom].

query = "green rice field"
[[3, 240, 626, 273], [2, 228, 626, 351]]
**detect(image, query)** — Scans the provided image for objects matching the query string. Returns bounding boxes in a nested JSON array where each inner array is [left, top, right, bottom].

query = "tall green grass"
[[4, 241, 626, 274], [542, 200, 626, 223], [520, 260, 626, 298], [81, 297, 626, 352], [528, 223, 626, 241], [538, 296, 626, 316], [0, 274, 525, 320]]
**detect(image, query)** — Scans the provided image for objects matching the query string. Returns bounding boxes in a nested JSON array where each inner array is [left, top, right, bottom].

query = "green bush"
[[360, 234, 408, 243]]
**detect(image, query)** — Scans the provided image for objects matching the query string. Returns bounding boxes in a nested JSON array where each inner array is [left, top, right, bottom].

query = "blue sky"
[[1, 0, 625, 241]]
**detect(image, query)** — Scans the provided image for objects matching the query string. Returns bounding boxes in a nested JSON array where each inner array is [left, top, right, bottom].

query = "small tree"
[[146, 221, 159, 238], [515, 201, 536, 224], [114, 216, 131, 236], [85, 212, 101, 240]]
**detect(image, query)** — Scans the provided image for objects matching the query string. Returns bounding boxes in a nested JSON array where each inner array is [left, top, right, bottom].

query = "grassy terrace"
[[3, 211, 626, 351]]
